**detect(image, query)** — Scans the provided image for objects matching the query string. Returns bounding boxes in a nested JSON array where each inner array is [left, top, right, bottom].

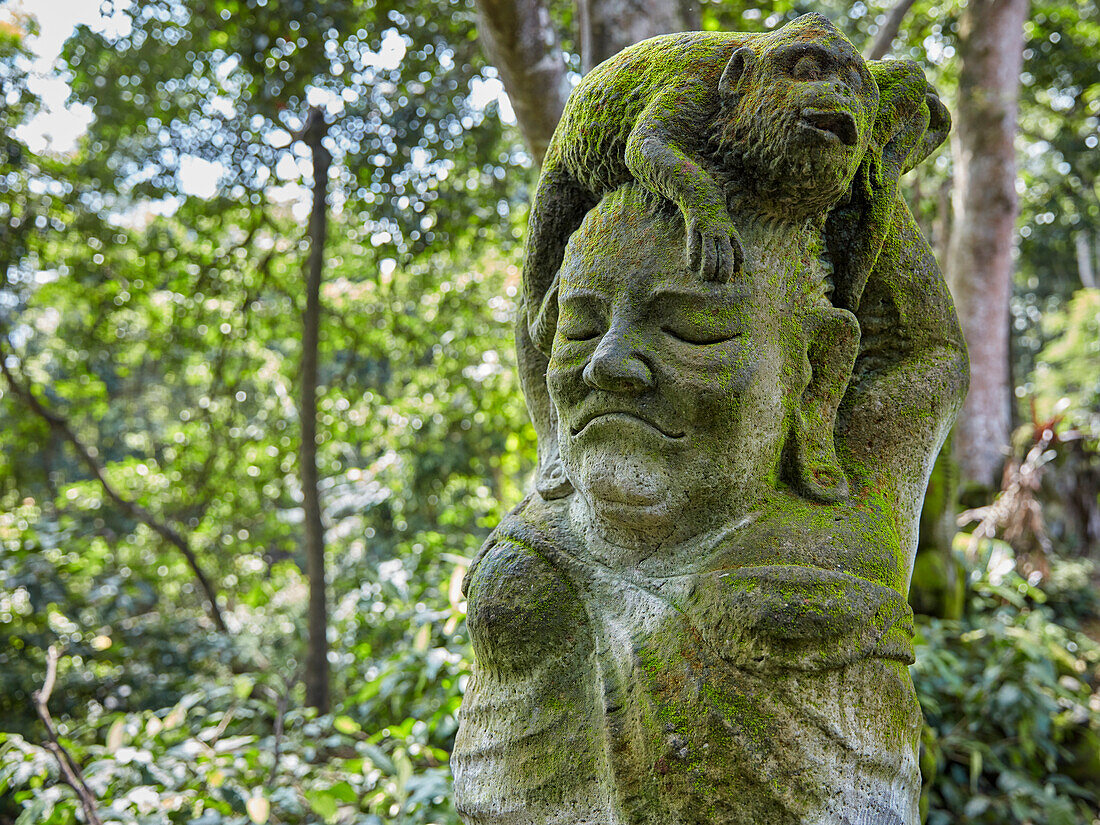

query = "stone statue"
[[453, 13, 967, 825]]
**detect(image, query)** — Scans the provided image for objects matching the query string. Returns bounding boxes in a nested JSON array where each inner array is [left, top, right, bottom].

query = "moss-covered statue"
[[453, 13, 967, 825]]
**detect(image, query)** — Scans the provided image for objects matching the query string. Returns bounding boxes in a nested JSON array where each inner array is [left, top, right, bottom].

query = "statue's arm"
[[836, 197, 968, 554]]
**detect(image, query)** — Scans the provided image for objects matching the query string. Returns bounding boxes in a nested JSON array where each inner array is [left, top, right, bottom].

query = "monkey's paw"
[[686, 217, 743, 281]]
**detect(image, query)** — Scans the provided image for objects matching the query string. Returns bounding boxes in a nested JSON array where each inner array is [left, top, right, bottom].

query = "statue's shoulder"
[[462, 493, 576, 596], [462, 495, 593, 673]]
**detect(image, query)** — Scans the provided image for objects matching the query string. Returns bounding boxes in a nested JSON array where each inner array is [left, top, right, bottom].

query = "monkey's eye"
[[792, 54, 822, 80]]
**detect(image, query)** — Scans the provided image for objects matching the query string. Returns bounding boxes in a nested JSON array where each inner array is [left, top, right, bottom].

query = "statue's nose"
[[582, 333, 654, 394]]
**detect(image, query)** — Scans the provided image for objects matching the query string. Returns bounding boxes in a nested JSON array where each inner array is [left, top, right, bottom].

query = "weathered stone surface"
[[454, 12, 967, 824]]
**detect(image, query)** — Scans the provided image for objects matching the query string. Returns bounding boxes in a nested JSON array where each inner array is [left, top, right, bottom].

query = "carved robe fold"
[[453, 494, 922, 825]]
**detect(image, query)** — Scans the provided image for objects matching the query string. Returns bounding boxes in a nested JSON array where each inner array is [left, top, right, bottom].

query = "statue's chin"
[[584, 475, 660, 506], [570, 461, 679, 538]]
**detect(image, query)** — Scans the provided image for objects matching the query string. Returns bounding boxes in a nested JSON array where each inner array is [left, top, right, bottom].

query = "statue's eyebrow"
[[559, 289, 610, 310], [646, 285, 752, 305], [773, 42, 864, 84]]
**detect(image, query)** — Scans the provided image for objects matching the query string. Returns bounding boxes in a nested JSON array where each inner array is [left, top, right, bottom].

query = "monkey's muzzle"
[[799, 109, 859, 147]]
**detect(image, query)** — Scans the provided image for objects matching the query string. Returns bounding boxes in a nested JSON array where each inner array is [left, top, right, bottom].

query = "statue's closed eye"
[[793, 54, 824, 81], [661, 323, 740, 346], [559, 314, 604, 342]]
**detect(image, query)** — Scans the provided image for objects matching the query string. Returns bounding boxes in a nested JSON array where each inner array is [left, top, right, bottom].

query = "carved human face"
[[547, 194, 795, 546]]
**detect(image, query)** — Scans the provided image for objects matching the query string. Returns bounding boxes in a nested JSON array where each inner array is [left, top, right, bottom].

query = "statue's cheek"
[[466, 541, 591, 673], [659, 343, 758, 416], [546, 347, 591, 405]]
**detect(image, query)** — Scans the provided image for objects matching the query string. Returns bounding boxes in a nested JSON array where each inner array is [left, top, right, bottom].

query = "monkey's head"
[[716, 13, 879, 219]]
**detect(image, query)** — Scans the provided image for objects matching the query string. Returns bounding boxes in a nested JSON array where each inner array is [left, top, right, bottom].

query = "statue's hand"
[[686, 212, 744, 281], [879, 99, 931, 199], [866, 59, 944, 198]]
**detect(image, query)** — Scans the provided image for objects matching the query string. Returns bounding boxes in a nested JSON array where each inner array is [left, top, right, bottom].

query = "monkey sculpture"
[[519, 13, 950, 498]]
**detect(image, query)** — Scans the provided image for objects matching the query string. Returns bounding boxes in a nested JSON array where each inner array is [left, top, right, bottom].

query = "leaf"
[[329, 780, 357, 803], [305, 789, 339, 824], [969, 748, 982, 793], [448, 563, 465, 610], [15, 796, 52, 825], [963, 796, 990, 817], [233, 675, 254, 700], [246, 794, 270, 824], [213, 735, 256, 753], [106, 718, 125, 753], [395, 750, 413, 790], [163, 704, 186, 730], [363, 744, 395, 774], [333, 715, 359, 735]]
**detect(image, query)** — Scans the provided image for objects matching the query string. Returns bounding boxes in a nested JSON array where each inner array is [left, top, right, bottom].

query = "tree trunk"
[[864, 0, 918, 60], [1077, 231, 1096, 288], [945, 0, 1029, 492], [576, 0, 699, 73], [474, 0, 571, 165], [300, 106, 331, 713], [475, 0, 694, 165]]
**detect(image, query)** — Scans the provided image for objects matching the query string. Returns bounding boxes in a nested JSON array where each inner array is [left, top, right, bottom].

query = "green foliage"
[[914, 553, 1100, 825], [58, 0, 526, 259], [2, 2, 1098, 824], [1, 678, 461, 824], [1029, 288, 1100, 435], [0, 218, 524, 822]]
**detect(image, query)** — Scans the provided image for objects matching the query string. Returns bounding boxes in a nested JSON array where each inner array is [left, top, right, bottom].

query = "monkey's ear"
[[719, 46, 755, 100]]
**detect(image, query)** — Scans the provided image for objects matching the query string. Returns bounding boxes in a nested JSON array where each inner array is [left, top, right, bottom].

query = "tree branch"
[[865, 0, 918, 60], [0, 342, 228, 632], [33, 647, 105, 825], [298, 104, 332, 713], [265, 671, 296, 789], [474, 0, 570, 165]]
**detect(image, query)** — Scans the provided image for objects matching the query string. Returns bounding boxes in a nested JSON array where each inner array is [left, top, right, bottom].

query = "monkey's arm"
[[624, 86, 743, 280], [828, 60, 944, 313]]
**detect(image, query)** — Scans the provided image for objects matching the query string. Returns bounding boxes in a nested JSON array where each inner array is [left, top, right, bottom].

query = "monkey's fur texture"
[[520, 13, 951, 498]]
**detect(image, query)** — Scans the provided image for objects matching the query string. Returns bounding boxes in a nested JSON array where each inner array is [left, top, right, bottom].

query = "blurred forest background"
[[0, 0, 1098, 823]]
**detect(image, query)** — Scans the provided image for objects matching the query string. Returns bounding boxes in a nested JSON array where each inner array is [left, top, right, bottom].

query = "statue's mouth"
[[799, 109, 858, 146], [572, 411, 684, 440]]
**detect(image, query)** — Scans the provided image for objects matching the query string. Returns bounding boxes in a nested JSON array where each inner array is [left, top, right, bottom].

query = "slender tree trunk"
[[1077, 232, 1096, 288], [945, 0, 1029, 491], [933, 175, 953, 264], [576, 0, 699, 72], [299, 106, 331, 713], [864, 0, 918, 60]]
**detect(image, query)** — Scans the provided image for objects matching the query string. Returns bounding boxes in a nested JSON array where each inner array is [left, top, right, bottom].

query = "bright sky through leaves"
[[5, 0, 514, 201]]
